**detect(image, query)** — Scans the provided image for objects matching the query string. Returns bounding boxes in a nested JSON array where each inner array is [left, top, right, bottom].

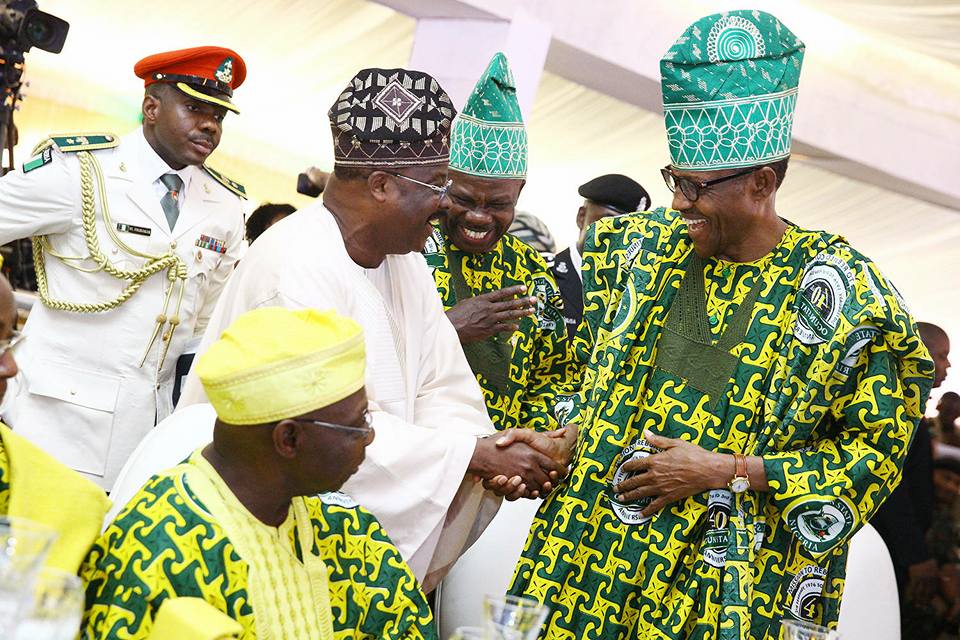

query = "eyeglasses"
[[660, 165, 759, 202], [0, 330, 23, 356], [387, 172, 453, 200], [294, 411, 374, 438]]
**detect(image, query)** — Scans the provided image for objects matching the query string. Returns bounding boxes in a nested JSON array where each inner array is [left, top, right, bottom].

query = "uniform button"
[[196, 250, 203, 262], [170, 241, 177, 249], [69, 390, 76, 395], [111, 248, 118, 255]]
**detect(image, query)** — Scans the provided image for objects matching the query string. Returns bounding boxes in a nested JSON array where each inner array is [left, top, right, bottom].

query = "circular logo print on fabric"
[[786, 564, 827, 622], [785, 496, 857, 554], [318, 491, 359, 509], [609, 438, 662, 525], [707, 15, 766, 63], [701, 489, 733, 568], [795, 259, 851, 345]]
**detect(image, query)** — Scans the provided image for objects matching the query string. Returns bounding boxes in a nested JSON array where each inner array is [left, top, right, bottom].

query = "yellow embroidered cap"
[[196, 307, 365, 425]]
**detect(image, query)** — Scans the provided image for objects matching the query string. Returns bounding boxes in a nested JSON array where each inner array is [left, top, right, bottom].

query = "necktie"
[[160, 173, 184, 230]]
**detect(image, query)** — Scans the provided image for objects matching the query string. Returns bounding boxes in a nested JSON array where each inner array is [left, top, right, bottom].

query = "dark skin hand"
[[484, 425, 578, 500], [469, 431, 567, 499], [446, 285, 536, 344], [614, 431, 769, 518]]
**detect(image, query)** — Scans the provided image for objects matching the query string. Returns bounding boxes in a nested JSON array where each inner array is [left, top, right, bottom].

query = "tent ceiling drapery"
[[11, 0, 960, 398]]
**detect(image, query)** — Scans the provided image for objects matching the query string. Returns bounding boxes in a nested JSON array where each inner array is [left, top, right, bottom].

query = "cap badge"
[[373, 80, 424, 125], [216, 57, 234, 84]]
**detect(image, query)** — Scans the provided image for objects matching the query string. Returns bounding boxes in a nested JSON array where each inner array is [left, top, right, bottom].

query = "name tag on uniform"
[[116, 222, 152, 236], [196, 234, 227, 254]]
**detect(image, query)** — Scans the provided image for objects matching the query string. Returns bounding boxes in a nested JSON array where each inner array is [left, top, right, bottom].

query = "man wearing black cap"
[[0, 46, 248, 490], [178, 67, 566, 592], [552, 174, 650, 338]]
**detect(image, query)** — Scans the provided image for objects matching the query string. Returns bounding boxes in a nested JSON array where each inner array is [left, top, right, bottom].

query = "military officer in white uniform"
[[0, 46, 248, 489]]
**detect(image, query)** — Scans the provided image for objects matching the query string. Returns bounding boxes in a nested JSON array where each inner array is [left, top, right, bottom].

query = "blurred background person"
[[508, 210, 556, 260], [551, 174, 649, 339], [245, 202, 295, 244], [873, 321, 951, 639]]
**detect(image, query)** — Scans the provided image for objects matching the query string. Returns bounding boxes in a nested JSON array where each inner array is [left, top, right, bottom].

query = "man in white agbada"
[[171, 67, 567, 590]]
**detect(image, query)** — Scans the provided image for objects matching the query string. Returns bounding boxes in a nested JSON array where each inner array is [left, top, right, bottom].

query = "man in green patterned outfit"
[[83, 307, 434, 639], [423, 53, 577, 496], [508, 11, 934, 639]]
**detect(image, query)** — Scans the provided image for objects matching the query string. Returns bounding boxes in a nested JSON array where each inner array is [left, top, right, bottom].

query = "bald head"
[[919, 322, 951, 389]]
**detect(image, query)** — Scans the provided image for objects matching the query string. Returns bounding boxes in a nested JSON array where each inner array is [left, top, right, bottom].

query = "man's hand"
[[469, 432, 566, 500], [613, 431, 732, 518], [446, 285, 536, 344], [484, 425, 577, 500], [908, 558, 940, 603]]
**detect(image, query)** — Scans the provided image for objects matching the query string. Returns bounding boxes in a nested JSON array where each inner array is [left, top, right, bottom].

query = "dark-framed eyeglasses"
[[660, 165, 759, 202], [0, 330, 24, 357], [387, 172, 453, 200], [294, 411, 374, 438]]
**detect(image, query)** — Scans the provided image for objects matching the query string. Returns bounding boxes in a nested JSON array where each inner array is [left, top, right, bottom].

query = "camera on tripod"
[[0, 0, 68, 54]]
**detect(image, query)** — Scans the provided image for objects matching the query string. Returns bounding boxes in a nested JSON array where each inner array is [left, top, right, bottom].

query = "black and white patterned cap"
[[328, 68, 456, 167]]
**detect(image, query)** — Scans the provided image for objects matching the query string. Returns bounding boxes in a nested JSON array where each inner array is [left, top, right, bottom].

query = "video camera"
[[0, 1, 68, 291]]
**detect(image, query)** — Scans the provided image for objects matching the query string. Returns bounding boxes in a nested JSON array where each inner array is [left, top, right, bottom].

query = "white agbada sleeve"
[[177, 206, 499, 589]]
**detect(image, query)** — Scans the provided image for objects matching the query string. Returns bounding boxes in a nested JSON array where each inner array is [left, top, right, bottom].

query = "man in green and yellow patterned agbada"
[[508, 11, 934, 639], [423, 54, 577, 495]]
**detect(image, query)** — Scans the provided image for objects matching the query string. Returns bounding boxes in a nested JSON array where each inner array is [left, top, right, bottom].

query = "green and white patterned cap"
[[661, 10, 805, 171], [449, 52, 527, 179]]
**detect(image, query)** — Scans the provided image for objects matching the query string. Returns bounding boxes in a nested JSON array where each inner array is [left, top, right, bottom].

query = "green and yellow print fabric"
[[509, 208, 933, 640], [82, 466, 436, 639], [423, 225, 576, 431]]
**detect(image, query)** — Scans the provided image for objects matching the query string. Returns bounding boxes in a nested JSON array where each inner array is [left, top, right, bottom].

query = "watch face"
[[730, 477, 750, 493]]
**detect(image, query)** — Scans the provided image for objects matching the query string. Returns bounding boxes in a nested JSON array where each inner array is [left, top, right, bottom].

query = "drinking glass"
[[0, 516, 58, 636], [781, 619, 840, 640], [449, 627, 488, 640], [482, 595, 548, 640], [13, 567, 84, 640]]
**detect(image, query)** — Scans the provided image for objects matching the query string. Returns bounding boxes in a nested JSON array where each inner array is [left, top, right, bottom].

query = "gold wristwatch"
[[728, 453, 750, 493]]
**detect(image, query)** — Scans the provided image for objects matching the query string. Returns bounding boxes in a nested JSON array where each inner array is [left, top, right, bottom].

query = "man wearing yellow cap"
[[179, 67, 567, 591], [83, 307, 435, 639], [0, 46, 248, 490]]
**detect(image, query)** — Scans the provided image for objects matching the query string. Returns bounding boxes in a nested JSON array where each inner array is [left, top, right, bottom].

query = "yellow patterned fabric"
[[1, 422, 110, 572], [508, 208, 933, 639], [423, 225, 576, 431], [82, 451, 435, 639]]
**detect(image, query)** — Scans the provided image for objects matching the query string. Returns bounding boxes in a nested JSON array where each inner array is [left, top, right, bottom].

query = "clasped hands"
[[471, 425, 578, 501]]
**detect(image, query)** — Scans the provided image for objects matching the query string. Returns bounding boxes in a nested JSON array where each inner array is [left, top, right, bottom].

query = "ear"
[[273, 420, 300, 459], [367, 171, 392, 204], [516, 179, 526, 198], [750, 166, 778, 201], [142, 93, 161, 125], [576, 205, 587, 230]]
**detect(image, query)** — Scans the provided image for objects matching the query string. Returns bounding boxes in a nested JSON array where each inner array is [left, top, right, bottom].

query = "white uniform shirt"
[[0, 128, 245, 488], [178, 202, 500, 590]]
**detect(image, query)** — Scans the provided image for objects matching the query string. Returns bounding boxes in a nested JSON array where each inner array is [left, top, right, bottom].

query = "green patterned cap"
[[449, 52, 527, 179], [661, 10, 805, 171]]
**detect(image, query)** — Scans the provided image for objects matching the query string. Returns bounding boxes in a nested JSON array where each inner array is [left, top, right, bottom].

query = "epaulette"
[[37, 133, 119, 155], [202, 165, 247, 199]]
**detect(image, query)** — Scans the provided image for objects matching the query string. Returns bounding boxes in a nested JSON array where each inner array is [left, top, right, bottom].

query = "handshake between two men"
[[469, 424, 578, 501]]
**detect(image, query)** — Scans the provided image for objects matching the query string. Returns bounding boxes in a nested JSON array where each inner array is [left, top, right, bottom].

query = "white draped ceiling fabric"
[[15, 0, 960, 399]]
